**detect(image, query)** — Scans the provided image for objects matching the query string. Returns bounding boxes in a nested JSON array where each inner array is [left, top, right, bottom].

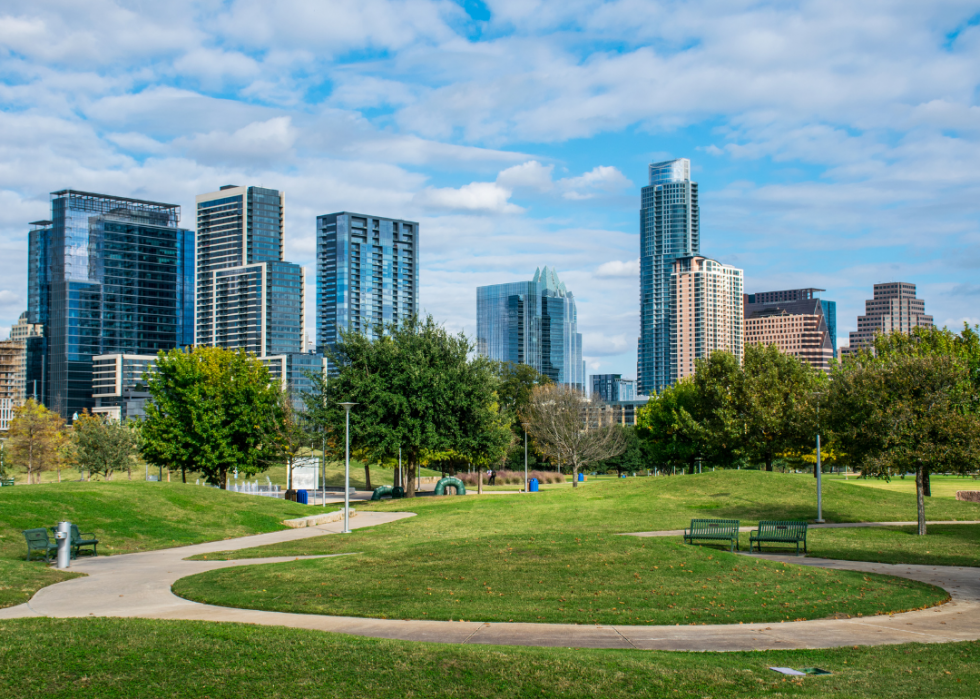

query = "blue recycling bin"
[[577, 472, 584, 482], [620, 473, 626, 478], [529, 478, 539, 492], [296, 489, 309, 505]]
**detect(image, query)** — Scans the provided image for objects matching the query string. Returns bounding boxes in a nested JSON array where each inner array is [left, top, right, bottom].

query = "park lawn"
[[822, 474, 980, 500], [805, 524, 980, 567], [0, 481, 336, 608], [0, 618, 978, 699], [174, 471, 976, 626]]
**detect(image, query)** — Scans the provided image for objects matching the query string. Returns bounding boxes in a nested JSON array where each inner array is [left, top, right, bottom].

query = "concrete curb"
[[283, 509, 356, 528]]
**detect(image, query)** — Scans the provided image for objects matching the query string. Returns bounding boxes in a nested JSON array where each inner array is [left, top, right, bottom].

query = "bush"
[[453, 469, 565, 486]]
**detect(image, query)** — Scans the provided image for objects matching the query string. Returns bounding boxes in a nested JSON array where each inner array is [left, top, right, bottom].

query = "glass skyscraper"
[[477, 266, 585, 390], [315, 212, 419, 361], [195, 185, 304, 357], [637, 158, 700, 395], [26, 190, 194, 419]]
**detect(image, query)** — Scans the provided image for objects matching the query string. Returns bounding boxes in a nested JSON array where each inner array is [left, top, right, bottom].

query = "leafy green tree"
[[636, 379, 702, 473], [828, 353, 980, 534], [495, 362, 552, 469], [7, 399, 66, 484], [307, 315, 510, 497], [142, 347, 283, 488], [597, 425, 645, 475], [739, 344, 823, 472], [688, 351, 744, 469], [70, 411, 141, 480]]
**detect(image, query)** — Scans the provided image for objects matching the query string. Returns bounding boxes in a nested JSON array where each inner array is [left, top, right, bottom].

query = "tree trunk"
[[765, 455, 773, 472], [407, 459, 417, 498], [219, 469, 227, 490], [364, 462, 372, 491], [181, 467, 186, 484], [478, 469, 483, 495], [571, 460, 579, 488], [923, 469, 931, 497], [916, 466, 927, 536]]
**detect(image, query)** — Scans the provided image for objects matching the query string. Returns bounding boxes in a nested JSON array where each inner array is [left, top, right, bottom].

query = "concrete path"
[[2, 516, 978, 651], [623, 520, 980, 537]]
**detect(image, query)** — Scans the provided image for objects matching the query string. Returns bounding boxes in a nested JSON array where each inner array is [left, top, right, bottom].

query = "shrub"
[[453, 469, 565, 485]]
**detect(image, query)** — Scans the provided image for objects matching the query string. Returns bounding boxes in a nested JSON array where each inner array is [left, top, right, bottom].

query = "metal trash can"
[[529, 478, 539, 492], [296, 490, 309, 505]]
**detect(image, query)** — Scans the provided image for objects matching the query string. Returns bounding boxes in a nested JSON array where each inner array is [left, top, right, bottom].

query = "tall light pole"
[[522, 422, 529, 493], [814, 392, 825, 523], [338, 402, 357, 533]]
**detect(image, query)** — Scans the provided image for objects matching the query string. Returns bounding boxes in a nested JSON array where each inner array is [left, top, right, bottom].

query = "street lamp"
[[522, 422, 529, 493], [813, 392, 825, 524], [338, 402, 358, 533]]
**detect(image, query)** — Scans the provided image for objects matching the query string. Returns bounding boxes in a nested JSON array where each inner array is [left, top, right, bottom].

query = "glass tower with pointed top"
[[637, 158, 699, 395], [476, 266, 584, 390]]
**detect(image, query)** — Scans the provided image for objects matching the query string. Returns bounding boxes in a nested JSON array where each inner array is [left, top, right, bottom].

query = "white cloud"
[[496, 160, 554, 192], [414, 181, 524, 214], [595, 259, 639, 278], [174, 117, 298, 167]]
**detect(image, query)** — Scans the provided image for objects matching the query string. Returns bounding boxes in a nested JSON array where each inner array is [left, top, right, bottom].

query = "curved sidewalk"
[[1, 516, 977, 651]]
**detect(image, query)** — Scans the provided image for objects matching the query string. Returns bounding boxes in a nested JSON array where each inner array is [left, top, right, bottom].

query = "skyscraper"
[[26, 190, 194, 419], [591, 374, 636, 402], [841, 282, 932, 355], [477, 266, 585, 389], [744, 288, 836, 372], [315, 212, 419, 359], [637, 158, 699, 394], [195, 185, 304, 357], [670, 255, 743, 382]]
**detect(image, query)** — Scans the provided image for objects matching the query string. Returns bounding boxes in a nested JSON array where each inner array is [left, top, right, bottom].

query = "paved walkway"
[[623, 520, 980, 537], [2, 516, 978, 651]]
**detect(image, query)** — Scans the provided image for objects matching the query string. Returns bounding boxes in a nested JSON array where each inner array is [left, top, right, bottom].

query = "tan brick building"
[[841, 282, 932, 355]]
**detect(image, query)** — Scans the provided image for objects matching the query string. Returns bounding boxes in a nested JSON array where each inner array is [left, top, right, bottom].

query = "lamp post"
[[338, 402, 357, 533], [813, 392, 825, 524], [522, 422, 529, 493]]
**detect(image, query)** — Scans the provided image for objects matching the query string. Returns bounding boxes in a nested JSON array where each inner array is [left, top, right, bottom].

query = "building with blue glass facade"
[[315, 212, 419, 362], [195, 185, 305, 358], [590, 374, 637, 402], [26, 190, 194, 420], [637, 158, 699, 395], [477, 267, 585, 390]]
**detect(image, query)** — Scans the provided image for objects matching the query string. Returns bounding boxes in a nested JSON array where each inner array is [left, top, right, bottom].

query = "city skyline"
[[2, 2, 979, 382]]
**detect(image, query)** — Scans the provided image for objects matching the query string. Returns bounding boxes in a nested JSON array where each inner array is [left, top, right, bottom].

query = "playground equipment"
[[434, 477, 466, 496], [371, 485, 407, 501]]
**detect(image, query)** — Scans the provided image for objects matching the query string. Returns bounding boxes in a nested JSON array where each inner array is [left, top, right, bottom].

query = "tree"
[[597, 425, 645, 475], [70, 411, 140, 480], [687, 351, 744, 469], [521, 384, 626, 486], [496, 362, 552, 471], [142, 347, 283, 489], [262, 391, 312, 492], [7, 399, 66, 484], [307, 316, 510, 497], [828, 353, 980, 535], [739, 344, 822, 472]]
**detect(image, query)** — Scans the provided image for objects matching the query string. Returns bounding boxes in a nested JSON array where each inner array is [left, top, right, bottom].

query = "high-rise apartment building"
[[195, 186, 304, 357], [591, 374, 637, 402], [477, 267, 585, 390], [315, 212, 419, 359], [8, 312, 42, 404], [744, 288, 836, 372], [637, 158, 700, 394], [841, 282, 933, 355], [0, 340, 25, 430], [670, 256, 744, 381], [26, 190, 194, 419]]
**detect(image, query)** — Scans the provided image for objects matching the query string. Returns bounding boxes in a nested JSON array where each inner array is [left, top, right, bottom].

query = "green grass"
[[0, 481, 338, 608], [807, 524, 980, 567], [174, 471, 978, 626], [1, 618, 978, 698], [822, 473, 980, 500]]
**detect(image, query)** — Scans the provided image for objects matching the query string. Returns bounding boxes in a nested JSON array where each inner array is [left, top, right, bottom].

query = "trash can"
[[529, 478, 539, 492], [577, 472, 584, 482], [620, 473, 626, 479], [296, 489, 309, 505]]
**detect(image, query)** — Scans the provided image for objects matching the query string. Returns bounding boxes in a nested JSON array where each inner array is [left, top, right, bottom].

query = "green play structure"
[[434, 477, 465, 496], [370, 485, 406, 501]]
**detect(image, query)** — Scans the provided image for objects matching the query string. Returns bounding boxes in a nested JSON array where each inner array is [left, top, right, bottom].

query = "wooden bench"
[[750, 520, 808, 554], [684, 519, 740, 553], [23, 528, 58, 563]]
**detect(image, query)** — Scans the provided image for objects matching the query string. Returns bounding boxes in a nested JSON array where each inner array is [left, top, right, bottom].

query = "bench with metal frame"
[[0, 478, 14, 487], [750, 520, 808, 554], [48, 524, 99, 559], [23, 528, 58, 563], [683, 518, 740, 553]]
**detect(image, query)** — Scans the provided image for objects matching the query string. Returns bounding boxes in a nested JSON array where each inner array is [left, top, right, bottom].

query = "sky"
[[1, 0, 979, 380]]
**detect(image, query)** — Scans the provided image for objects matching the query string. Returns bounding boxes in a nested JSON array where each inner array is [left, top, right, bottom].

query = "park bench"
[[0, 478, 14, 487], [23, 528, 58, 563], [683, 519, 740, 553], [47, 524, 99, 559], [750, 520, 808, 554]]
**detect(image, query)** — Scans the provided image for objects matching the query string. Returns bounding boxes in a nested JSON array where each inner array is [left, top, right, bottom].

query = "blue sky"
[[1, 0, 979, 380]]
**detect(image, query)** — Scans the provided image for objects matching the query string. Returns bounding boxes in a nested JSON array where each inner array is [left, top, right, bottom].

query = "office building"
[[744, 288, 836, 372], [604, 398, 650, 427], [315, 211, 419, 361], [0, 340, 25, 430], [196, 185, 305, 357], [8, 312, 42, 404], [591, 374, 637, 402], [670, 255, 744, 382], [26, 190, 194, 420], [477, 266, 585, 390], [263, 352, 327, 412], [92, 353, 157, 422], [841, 282, 933, 355], [637, 158, 700, 395]]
